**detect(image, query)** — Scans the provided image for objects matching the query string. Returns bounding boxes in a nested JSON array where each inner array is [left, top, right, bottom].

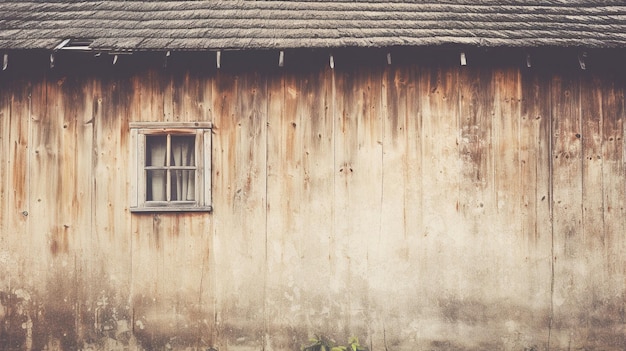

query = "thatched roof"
[[1, 0, 625, 51]]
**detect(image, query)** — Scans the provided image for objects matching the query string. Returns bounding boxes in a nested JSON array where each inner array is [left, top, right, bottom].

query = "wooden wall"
[[0, 49, 624, 351]]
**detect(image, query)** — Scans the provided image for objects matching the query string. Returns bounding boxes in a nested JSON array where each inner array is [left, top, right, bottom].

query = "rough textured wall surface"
[[0, 49, 624, 351]]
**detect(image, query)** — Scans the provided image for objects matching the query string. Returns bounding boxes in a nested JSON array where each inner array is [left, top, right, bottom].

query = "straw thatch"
[[1, 0, 625, 50]]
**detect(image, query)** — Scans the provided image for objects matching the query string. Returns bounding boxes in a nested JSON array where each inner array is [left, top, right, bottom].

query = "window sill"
[[130, 206, 212, 213]]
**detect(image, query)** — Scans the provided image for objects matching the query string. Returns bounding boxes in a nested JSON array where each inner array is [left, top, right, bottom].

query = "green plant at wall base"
[[302, 336, 367, 351], [332, 337, 366, 351], [302, 335, 332, 351]]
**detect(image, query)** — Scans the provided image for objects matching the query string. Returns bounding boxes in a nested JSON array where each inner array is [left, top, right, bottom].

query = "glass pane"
[[170, 135, 195, 167], [146, 170, 166, 201], [171, 170, 195, 201], [146, 135, 167, 167]]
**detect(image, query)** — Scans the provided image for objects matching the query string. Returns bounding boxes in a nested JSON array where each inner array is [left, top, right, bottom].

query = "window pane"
[[146, 135, 167, 167], [146, 170, 166, 201], [171, 170, 195, 201], [170, 135, 195, 167]]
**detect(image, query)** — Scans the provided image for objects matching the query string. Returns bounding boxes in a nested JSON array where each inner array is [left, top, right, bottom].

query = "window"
[[130, 122, 212, 212]]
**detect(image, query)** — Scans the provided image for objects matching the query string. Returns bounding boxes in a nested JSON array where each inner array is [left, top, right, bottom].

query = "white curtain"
[[148, 136, 167, 201], [171, 136, 195, 201], [147, 135, 195, 202]]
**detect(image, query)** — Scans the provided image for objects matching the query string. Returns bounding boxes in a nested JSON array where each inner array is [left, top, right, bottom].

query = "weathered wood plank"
[[412, 64, 463, 348], [57, 77, 95, 259], [580, 74, 606, 311], [400, 64, 423, 281], [456, 66, 500, 346], [491, 67, 546, 350], [130, 71, 166, 330], [296, 68, 334, 338], [102, 74, 133, 258], [197, 75, 217, 347], [28, 77, 78, 346], [170, 70, 213, 289], [78, 74, 135, 351], [599, 76, 626, 343], [130, 70, 163, 316], [58, 77, 79, 257], [0, 77, 8, 242], [136, 70, 166, 123], [458, 63, 494, 297], [5, 80, 30, 236], [378, 64, 412, 272], [29, 78, 60, 264], [57, 76, 95, 343], [211, 70, 268, 351], [550, 72, 585, 349], [172, 72, 208, 123], [367, 64, 423, 350], [520, 67, 553, 348], [0, 77, 31, 286], [459, 65, 493, 212], [209, 71, 236, 351], [492, 68, 521, 217], [492, 66, 521, 241], [263, 69, 286, 350], [332, 64, 383, 340], [266, 67, 335, 349]]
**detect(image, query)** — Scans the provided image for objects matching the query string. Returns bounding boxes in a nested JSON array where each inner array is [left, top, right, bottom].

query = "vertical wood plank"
[[520, 67, 553, 348], [458, 64, 494, 300], [493, 66, 533, 340], [202, 129, 212, 208], [297, 68, 334, 340], [85, 72, 133, 350], [138, 70, 166, 123], [600, 75, 625, 344], [332, 65, 383, 340], [172, 71, 207, 123], [163, 71, 175, 122], [492, 67, 521, 222], [378, 64, 411, 272], [7, 80, 31, 232], [459, 65, 493, 217], [401, 64, 423, 280], [457, 64, 497, 336], [368, 63, 422, 350], [58, 77, 78, 257], [130, 71, 159, 320], [210, 71, 235, 351], [264, 69, 285, 351], [579, 74, 606, 310], [550, 72, 584, 348], [172, 72, 213, 346], [29, 78, 58, 266], [211, 69, 267, 351], [199, 73, 217, 347], [265, 67, 335, 349], [28, 76, 83, 346], [0, 77, 8, 242], [1, 77, 32, 284], [129, 128, 138, 208], [412, 64, 462, 348], [59, 76, 95, 260]]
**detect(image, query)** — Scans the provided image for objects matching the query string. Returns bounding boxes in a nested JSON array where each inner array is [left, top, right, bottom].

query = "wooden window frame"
[[129, 122, 212, 212]]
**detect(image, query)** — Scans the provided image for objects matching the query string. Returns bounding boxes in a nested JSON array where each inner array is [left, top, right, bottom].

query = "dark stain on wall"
[[0, 291, 29, 349]]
